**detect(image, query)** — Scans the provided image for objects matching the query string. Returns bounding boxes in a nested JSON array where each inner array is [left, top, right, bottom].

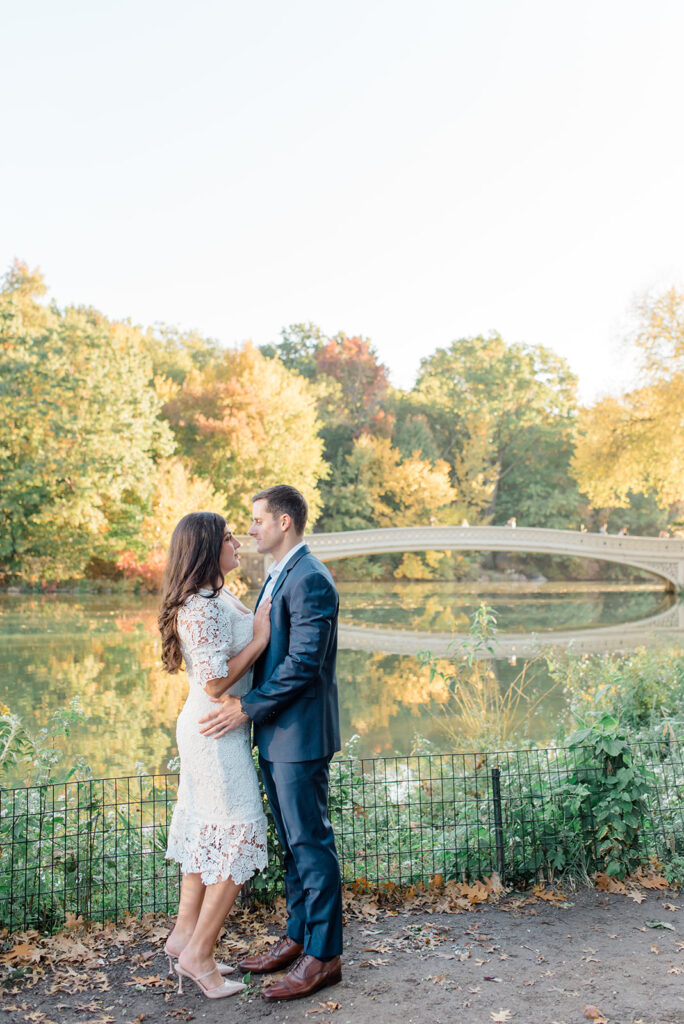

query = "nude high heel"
[[174, 963, 245, 999], [164, 941, 236, 976]]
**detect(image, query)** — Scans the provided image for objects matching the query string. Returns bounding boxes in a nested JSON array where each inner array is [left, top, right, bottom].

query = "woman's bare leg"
[[166, 873, 205, 954], [177, 876, 241, 989]]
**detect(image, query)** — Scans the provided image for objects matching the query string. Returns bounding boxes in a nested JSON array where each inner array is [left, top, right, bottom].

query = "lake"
[[1, 582, 681, 780]]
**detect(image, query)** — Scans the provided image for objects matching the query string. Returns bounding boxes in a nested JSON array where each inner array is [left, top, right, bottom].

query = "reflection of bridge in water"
[[238, 525, 684, 590], [338, 601, 684, 659]]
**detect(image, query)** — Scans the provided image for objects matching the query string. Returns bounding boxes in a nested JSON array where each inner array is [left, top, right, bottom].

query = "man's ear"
[[280, 513, 292, 533]]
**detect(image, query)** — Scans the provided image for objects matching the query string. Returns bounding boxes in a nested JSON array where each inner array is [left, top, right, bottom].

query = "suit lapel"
[[254, 578, 269, 610], [268, 544, 310, 602]]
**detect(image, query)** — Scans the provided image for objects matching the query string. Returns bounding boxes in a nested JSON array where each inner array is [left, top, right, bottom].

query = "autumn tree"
[[163, 343, 328, 529], [322, 434, 456, 532], [117, 457, 227, 588], [0, 261, 173, 580], [314, 334, 394, 439], [573, 288, 684, 509], [409, 334, 581, 526], [145, 325, 223, 386], [259, 322, 325, 379]]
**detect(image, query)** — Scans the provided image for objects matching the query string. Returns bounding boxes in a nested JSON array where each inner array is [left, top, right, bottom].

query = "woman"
[[158, 512, 271, 999]]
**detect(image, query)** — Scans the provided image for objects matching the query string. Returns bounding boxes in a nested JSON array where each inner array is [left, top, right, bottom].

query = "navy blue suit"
[[240, 545, 342, 959]]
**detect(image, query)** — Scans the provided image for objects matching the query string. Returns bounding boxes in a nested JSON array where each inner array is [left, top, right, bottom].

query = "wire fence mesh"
[[1, 740, 682, 931]]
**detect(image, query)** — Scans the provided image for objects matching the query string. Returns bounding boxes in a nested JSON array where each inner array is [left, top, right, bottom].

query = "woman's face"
[[218, 526, 241, 577]]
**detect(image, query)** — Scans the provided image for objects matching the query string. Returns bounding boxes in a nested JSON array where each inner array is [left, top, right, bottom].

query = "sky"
[[2, 0, 684, 402]]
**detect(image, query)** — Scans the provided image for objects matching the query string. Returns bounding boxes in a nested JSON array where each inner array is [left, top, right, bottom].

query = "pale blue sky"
[[2, 0, 683, 400]]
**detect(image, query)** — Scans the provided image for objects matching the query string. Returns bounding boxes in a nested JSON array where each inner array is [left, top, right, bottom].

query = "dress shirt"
[[261, 541, 307, 601]]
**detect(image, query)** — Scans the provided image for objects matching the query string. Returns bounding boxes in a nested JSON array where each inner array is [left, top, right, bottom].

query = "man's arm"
[[241, 570, 337, 724], [199, 570, 337, 738]]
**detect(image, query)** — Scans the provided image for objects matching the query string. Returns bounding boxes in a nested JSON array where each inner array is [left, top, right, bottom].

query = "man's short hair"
[[252, 485, 308, 536]]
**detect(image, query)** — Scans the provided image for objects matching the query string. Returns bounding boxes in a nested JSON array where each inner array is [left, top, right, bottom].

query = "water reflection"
[[0, 584, 681, 777]]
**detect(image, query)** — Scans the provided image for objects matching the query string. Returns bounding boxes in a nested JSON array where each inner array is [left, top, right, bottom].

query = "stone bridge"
[[237, 525, 684, 590]]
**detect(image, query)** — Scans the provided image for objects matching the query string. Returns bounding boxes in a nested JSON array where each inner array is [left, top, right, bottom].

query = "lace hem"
[[165, 811, 268, 886]]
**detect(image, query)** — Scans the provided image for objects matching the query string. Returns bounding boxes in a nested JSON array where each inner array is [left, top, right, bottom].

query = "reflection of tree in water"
[[3, 589, 675, 771], [338, 642, 569, 754], [337, 650, 450, 751], [337, 582, 672, 633], [0, 598, 185, 776]]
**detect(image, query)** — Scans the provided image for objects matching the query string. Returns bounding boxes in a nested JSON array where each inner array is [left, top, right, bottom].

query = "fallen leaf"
[[582, 1006, 608, 1023], [668, 967, 681, 975], [627, 890, 647, 904], [490, 1012, 512, 1023], [0, 940, 44, 965], [123, 973, 168, 988], [359, 959, 389, 968], [645, 920, 675, 931], [662, 903, 680, 911], [631, 868, 669, 890], [650, 944, 660, 954]]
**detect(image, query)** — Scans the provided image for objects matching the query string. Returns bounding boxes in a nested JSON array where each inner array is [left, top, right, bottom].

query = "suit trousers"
[[258, 754, 343, 960]]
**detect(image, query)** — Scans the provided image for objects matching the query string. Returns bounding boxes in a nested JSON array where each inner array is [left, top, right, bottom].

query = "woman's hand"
[[253, 596, 272, 649]]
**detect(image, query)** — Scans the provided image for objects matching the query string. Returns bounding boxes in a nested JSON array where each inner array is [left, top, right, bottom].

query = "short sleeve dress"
[[165, 588, 268, 885]]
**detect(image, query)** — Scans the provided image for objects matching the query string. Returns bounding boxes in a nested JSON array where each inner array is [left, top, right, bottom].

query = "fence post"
[[491, 767, 505, 882]]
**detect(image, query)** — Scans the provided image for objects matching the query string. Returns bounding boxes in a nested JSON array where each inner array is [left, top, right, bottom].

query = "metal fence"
[[1, 740, 682, 931]]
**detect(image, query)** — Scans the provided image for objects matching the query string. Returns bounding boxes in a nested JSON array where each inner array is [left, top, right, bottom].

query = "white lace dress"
[[165, 588, 268, 885]]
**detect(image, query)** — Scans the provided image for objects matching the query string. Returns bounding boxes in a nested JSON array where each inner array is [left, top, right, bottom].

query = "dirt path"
[[2, 888, 682, 1024]]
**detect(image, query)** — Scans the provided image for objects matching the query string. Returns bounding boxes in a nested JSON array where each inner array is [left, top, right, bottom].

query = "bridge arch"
[[238, 526, 684, 590]]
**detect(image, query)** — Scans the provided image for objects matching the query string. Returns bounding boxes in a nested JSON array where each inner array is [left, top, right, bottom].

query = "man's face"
[[248, 499, 283, 555]]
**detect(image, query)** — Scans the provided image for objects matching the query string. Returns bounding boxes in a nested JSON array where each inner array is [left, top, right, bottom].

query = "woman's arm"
[[203, 598, 271, 699]]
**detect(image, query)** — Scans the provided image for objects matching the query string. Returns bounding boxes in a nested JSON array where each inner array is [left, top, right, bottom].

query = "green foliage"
[[145, 324, 223, 386], [0, 700, 89, 789], [259, 322, 325, 379], [548, 645, 684, 742], [0, 699, 681, 928], [417, 603, 558, 750], [0, 262, 173, 581], [408, 334, 580, 524], [558, 714, 653, 878]]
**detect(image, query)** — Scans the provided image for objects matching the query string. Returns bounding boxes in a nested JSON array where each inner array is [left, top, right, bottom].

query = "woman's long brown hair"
[[158, 512, 227, 673]]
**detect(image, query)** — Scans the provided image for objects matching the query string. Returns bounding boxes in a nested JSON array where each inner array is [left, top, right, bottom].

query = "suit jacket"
[[240, 545, 341, 762]]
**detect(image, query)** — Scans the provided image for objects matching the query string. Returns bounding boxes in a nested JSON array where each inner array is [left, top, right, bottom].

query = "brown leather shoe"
[[237, 936, 303, 974], [262, 954, 342, 1001]]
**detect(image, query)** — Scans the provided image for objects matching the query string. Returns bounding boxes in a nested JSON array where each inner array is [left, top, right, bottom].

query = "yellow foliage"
[[165, 343, 328, 530], [573, 289, 684, 508], [352, 435, 456, 526]]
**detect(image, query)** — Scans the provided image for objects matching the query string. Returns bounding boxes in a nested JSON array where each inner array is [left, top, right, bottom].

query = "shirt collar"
[[267, 540, 306, 578]]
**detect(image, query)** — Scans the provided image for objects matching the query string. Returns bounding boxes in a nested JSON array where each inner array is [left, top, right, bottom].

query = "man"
[[199, 484, 343, 1001]]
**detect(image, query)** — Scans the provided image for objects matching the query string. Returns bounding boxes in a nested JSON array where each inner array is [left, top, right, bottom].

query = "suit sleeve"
[[240, 571, 337, 725]]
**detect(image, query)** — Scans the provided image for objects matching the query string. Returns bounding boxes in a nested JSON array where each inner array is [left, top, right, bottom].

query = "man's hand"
[[198, 695, 249, 738]]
